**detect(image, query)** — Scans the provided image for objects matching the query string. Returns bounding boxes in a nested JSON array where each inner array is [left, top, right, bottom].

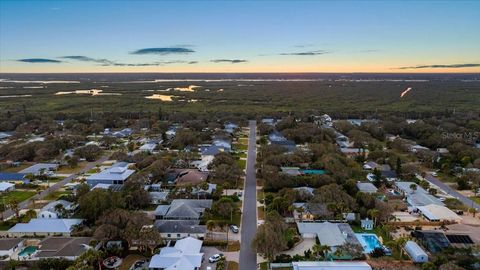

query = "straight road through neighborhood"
[[1, 155, 110, 219], [239, 120, 258, 270]]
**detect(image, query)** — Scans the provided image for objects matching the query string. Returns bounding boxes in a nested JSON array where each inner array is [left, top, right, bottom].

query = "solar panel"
[[446, 234, 474, 244]]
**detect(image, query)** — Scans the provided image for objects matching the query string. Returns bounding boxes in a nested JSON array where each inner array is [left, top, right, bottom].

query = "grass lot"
[[436, 172, 458, 183], [469, 196, 480, 204], [257, 189, 264, 202], [227, 261, 239, 270], [226, 241, 240, 252], [86, 168, 100, 174], [236, 159, 246, 170], [44, 191, 72, 201], [2, 163, 31, 173], [56, 162, 88, 174], [233, 142, 248, 151], [258, 206, 265, 220], [118, 254, 146, 270], [0, 190, 36, 206]]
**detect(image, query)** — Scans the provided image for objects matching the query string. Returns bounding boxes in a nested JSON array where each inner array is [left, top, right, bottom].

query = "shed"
[[405, 241, 428, 263]]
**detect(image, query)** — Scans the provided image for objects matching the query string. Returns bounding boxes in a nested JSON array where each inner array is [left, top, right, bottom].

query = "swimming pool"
[[18, 246, 37, 257], [300, 169, 326, 175], [355, 233, 382, 253]]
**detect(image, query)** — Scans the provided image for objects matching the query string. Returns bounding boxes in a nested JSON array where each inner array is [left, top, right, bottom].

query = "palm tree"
[[386, 237, 407, 259], [312, 244, 331, 260], [409, 183, 417, 193], [367, 209, 380, 227]]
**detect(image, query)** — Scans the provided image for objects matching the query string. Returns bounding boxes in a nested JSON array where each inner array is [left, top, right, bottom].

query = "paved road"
[[1, 155, 110, 219], [425, 174, 480, 209], [239, 120, 257, 270]]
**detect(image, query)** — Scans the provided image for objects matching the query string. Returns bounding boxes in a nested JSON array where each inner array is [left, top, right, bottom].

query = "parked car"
[[208, 253, 224, 263], [230, 225, 239, 233], [237, 191, 243, 197]]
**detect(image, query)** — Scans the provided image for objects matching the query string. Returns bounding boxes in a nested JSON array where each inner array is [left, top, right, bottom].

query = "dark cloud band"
[[131, 47, 195, 55], [210, 59, 248, 64], [397, 63, 480, 69], [17, 58, 62, 63]]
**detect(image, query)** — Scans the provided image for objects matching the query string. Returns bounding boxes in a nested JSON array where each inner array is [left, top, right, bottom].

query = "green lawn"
[[236, 159, 246, 170], [233, 142, 248, 151], [44, 191, 72, 201], [469, 196, 480, 204], [0, 190, 36, 206]]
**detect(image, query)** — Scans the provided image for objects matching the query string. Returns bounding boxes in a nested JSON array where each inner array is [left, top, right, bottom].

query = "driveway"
[[239, 120, 257, 270], [1, 155, 110, 219], [425, 174, 480, 209], [201, 246, 239, 270]]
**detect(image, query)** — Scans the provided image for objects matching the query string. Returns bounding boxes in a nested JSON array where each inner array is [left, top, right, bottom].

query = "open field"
[[1, 73, 479, 118]]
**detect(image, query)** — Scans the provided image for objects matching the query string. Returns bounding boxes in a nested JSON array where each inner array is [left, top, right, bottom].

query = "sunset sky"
[[0, 0, 479, 73]]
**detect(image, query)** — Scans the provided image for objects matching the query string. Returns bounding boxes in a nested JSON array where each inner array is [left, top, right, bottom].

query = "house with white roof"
[[417, 204, 462, 223], [6, 219, 83, 237], [395, 182, 444, 209], [38, 200, 75, 219], [292, 261, 372, 270], [0, 182, 15, 192], [148, 237, 203, 270], [86, 162, 134, 186], [356, 182, 378, 194], [139, 142, 157, 153]]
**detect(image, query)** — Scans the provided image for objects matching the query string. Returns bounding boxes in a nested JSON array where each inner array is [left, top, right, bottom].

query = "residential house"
[[19, 163, 59, 176], [191, 183, 217, 197], [168, 169, 209, 186], [340, 148, 369, 158], [0, 182, 15, 193], [154, 220, 206, 241], [35, 237, 93, 260], [154, 199, 212, 220], [150, 192, 169, 204], [139, 141, 158, 153], [292, 261, 372, 270], [0, 172, 29, 184], [268, 131, 287, 142], [292, 203, 332, 221], [395, 182, 444, 209], [6, 219, 83, 237], [381, 170, 398, 181], [0, 238, 24, 258], [417, 204, 462, 223], [363, 161, 379, 170], [356, 182, 378, 194], [296, 222, 360, 251], [361, 219, 374, 230], [148, 237, 203, 270], [212, 138, 232, 152], [271, 140, 296, 152], [86, 162, 134, 186], [38, 200, 75, 219], [112, 128, 133, 138], [261, 118, 276, 126], [165, 127, 177, 140], [281, 167, 302, 176], [224, 122, 238, 134]]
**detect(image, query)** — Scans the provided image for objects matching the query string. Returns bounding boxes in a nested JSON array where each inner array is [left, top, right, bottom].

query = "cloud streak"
[[61, 55, 197, 66], [397, 63, 480, 69], [17, 58, 62, 63], [210, 59, 248, 64], [131, 47, 195, 55], [278, 50, 330, 56]]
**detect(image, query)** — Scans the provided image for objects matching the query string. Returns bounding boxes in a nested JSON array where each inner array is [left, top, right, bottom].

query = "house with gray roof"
[[148, 237, 203, 270], [154, 199, 212, 220], [19, 163, 59, 176], [296, 222, 360, 250], [86, 162, 134, 186], [356, 182, 378, 194], [0, 172, 28, 183], [154, 220, 206, 241], [0, 238, 24, 258], [395, 182, 444, 209], [35, 237, 93, 260]]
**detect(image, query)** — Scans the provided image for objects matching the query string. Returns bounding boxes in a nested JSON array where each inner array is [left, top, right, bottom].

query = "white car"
[[208, 253, 224, 263]]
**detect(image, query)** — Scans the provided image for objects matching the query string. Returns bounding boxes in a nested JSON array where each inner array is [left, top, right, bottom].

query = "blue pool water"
[[18, 246, 37, 257], [355, 233, 382, 253], [300, 169, 326, 175]]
